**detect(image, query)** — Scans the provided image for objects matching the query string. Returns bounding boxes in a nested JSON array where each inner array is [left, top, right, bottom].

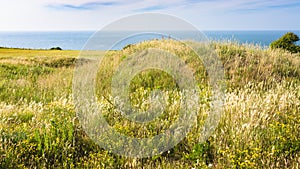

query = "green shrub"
[[50, 47, 62, 50], [270, 32, 300, 53], [43, 58, 76, 68]]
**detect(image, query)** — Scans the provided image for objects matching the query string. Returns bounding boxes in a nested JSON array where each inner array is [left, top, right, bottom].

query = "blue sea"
[[0, 31, 299, 50]]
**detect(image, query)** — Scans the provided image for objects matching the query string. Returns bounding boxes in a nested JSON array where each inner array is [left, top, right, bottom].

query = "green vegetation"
[[270, 32, 300, 53], [0, 40, 299, 168], [50, 47, 63, 50]]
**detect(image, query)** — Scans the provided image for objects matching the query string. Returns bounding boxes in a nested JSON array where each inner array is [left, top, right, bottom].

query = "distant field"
[[0, 40, 299, 168]]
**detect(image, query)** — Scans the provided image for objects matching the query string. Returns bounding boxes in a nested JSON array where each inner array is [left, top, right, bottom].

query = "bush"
[[43, 58, 76, 68], [50, 47, 62, 50], [270, 32, 300, 53]]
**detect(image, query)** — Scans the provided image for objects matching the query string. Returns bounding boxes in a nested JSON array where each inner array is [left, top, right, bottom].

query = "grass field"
[[0, 40, 299, 168]]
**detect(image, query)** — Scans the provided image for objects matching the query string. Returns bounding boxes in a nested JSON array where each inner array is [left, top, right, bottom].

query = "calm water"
[[0, 31, 299, 50]]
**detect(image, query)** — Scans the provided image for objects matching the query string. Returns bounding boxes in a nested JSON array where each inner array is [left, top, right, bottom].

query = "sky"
[[1, 0, 300, 31]]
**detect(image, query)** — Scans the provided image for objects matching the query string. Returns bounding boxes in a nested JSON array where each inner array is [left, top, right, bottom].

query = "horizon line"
[[1, 29, 300, 32]]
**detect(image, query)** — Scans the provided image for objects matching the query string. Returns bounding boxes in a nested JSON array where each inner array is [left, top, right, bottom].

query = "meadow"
[[0, 40, 299, 168]]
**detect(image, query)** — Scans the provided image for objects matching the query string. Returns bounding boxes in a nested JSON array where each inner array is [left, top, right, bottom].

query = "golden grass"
[[0, 41, 299, 168]]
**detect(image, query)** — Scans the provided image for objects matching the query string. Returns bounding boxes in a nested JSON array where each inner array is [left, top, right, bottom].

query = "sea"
[[0, 31, 299, 50]]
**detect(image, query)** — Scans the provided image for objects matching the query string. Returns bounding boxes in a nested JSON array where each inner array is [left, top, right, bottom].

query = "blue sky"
[[1, 0, 300, 31]]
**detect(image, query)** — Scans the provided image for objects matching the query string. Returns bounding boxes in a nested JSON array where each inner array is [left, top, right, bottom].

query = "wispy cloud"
[[45, 0, 300, 13], [215, 0, 300, 12], [264, 1, 300, 9], [135, 5, 167, 12], [46, 1, 120, 10], [2, 0, 300, 30]]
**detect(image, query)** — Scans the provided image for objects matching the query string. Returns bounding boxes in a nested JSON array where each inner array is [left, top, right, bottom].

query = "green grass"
[[0, 41, 299, 168]]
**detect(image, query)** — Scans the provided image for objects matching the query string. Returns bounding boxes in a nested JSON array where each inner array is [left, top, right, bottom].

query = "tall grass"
[[0, 41, 299, 168]]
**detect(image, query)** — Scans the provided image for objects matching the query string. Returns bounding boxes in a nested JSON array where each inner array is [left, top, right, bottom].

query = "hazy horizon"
[[2, 30, 299, 50], [1, 29, 300, 32]]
